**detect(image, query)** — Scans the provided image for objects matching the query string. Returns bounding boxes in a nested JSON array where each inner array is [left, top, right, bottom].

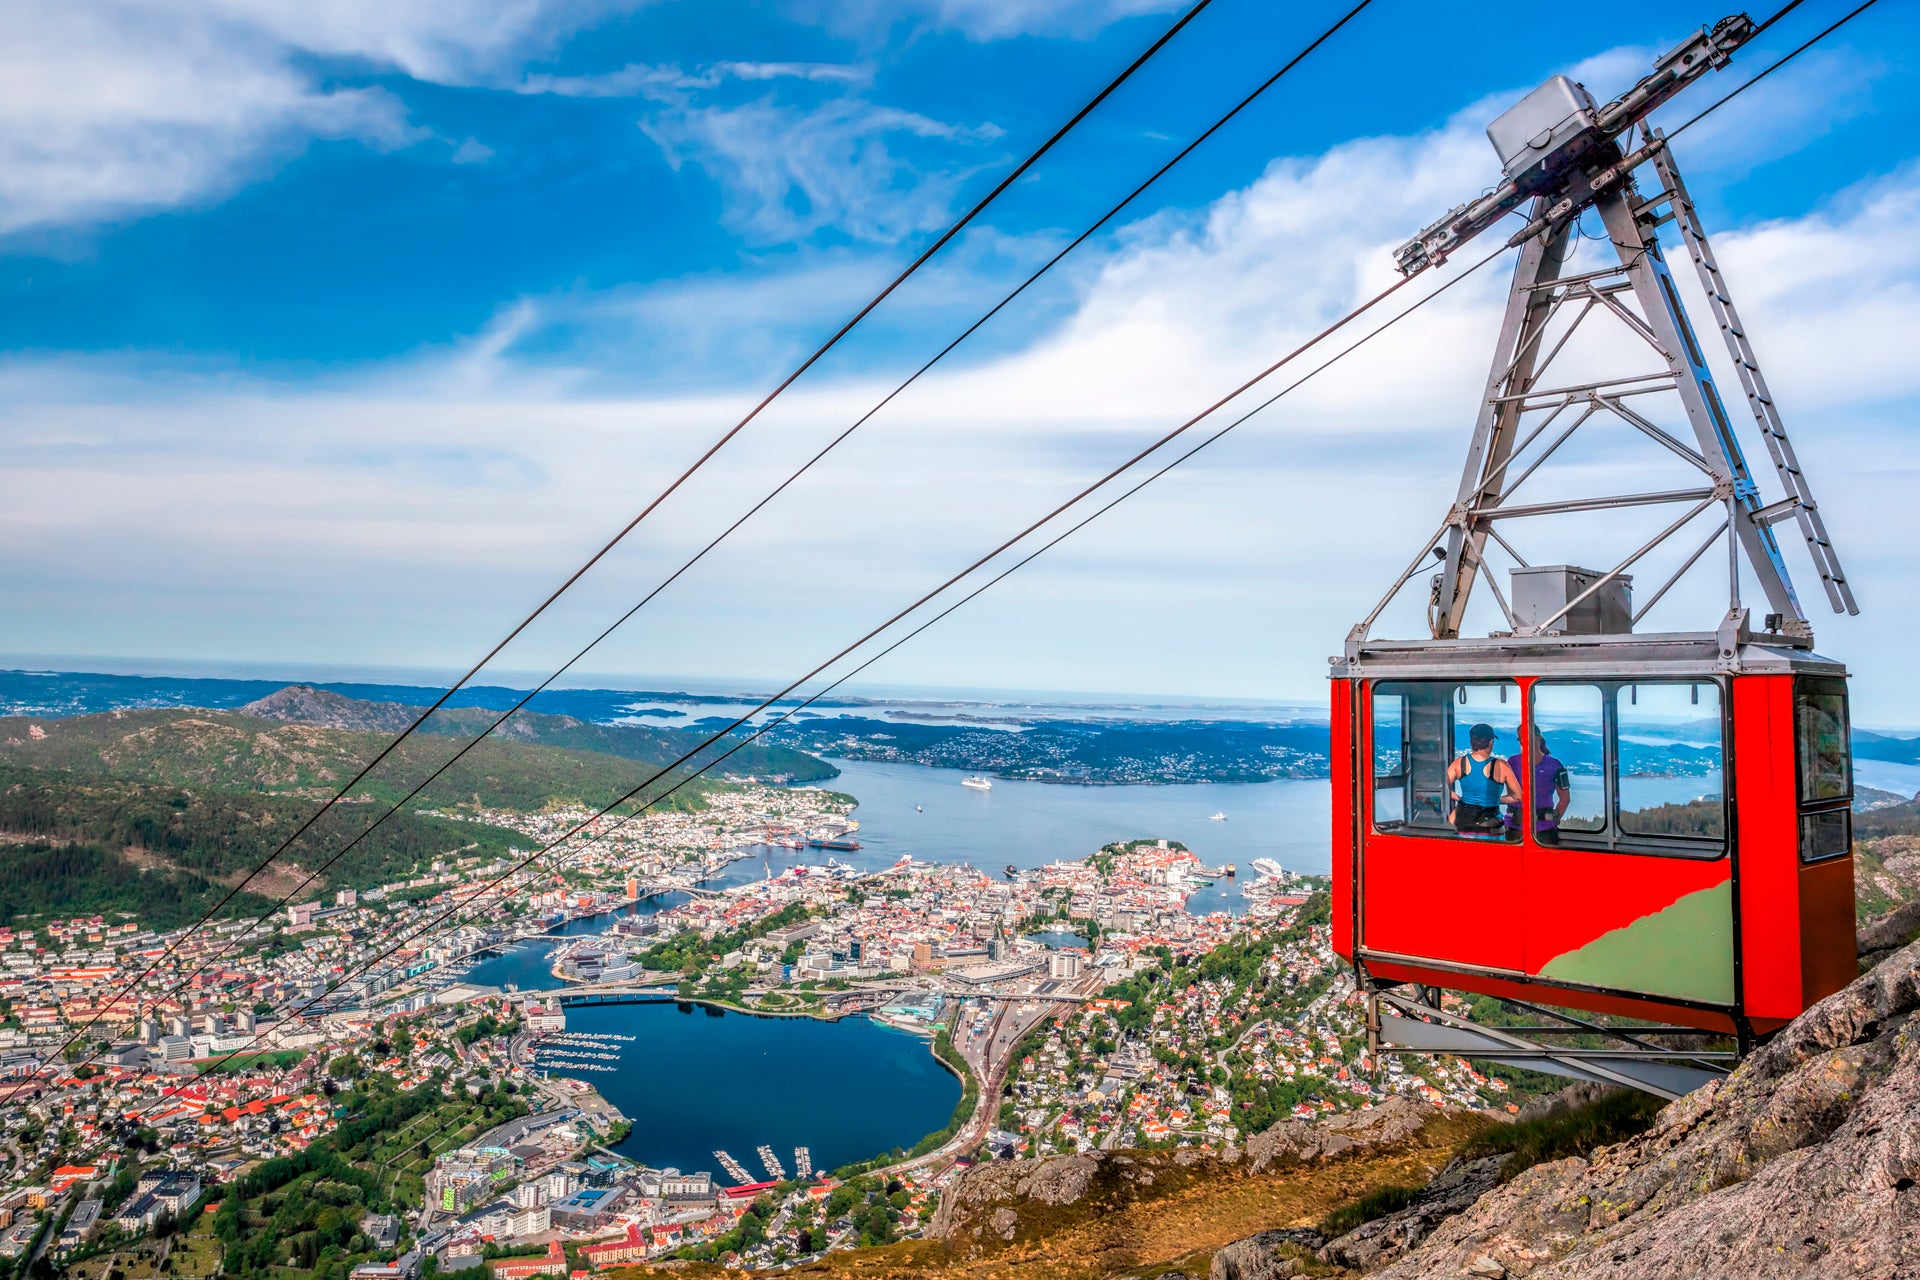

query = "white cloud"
[[0, 0, 630, 238], [784, 0, 1183, 43], [642, 94, 1002, 243]]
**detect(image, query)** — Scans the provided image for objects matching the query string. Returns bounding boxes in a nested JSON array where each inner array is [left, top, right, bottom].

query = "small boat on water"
[[916, 805, 923, 812], [962, 776, 993, 791], [1209, 812, 1228, 821]]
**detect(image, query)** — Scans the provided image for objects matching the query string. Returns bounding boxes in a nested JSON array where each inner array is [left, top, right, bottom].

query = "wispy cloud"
[[783, 0, 1183, 43], [0, 0, 634, 239], [512, 54, 985, 245], [642, 95, 1002, 243]]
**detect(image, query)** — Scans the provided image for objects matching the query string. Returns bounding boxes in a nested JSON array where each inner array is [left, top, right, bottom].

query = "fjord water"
[[562, 1001, 960, 1178], [709, 759, 1334, 887]]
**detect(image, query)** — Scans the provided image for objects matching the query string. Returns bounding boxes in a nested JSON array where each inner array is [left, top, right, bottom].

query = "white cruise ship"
[[962, 775, 993, 791]]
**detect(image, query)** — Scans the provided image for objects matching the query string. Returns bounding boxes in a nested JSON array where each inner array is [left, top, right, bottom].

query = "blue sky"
[[3, 0, 1919, 716]]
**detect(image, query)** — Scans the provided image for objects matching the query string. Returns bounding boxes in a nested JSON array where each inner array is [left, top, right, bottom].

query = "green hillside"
[[0, 839, 275, 929], [0, 698, 805, 922], [0, 763, 523, 896], [233, 683, 838, 785], [0, 707, 746, 812]]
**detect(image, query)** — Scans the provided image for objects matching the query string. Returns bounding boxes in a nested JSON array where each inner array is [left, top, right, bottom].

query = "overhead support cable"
[[183, 244, 1500, 1083], [26, 0, 1226, 1080], [1667, 0, 1882, 139], [41, 0, 1381, 1081]]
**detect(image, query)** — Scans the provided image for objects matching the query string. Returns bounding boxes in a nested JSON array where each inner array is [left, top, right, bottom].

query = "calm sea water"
[[557, 1001, 960, 1178]]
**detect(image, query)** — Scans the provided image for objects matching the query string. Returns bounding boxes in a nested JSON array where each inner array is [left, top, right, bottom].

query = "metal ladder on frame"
[[1650, 136, 1859, 618]]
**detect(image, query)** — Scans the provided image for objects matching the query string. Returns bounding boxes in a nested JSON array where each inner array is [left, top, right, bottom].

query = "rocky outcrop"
[[1211, 1228, 1326, 1280], [240, 685, 422, 733], [1245, 1096, 1448, 1172], [1362, 940, 1920, 1278]]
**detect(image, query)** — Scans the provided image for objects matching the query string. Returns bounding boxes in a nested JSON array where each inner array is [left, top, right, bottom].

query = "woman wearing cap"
[[1448, 722, 1521, 835]]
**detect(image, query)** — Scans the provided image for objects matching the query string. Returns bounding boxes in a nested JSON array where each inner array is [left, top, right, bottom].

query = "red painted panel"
[[1520, 848, 1730, 973], [1362, 831, 1525, 972], [1331, 679, 1356, 962], [1733, 675, 1802, 1022], [1364, 957, 1740, 1034], [1799, 855, 1858, 1007]]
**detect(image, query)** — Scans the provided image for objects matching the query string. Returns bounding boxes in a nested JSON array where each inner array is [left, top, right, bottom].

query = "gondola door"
[[1518, 679, 1737, 1017], [1361, 678, 1526, 975]]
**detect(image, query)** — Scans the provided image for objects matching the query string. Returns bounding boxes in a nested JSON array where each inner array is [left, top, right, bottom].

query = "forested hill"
[[0, 692, 832, 924], [0, 700, 829, 804], [761, 715, 1330, 784], [235, 684, 836, 784]]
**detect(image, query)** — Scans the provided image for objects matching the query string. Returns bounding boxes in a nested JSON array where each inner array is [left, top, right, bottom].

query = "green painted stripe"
[[1538, 881, 1734, 1005]]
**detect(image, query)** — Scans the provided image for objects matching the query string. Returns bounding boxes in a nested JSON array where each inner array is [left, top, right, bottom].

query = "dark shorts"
[[1454, 802, 1504, 834]]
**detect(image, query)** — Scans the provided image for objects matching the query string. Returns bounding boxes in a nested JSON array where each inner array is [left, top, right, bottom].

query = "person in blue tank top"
[[1448, 721, 1520, 835]]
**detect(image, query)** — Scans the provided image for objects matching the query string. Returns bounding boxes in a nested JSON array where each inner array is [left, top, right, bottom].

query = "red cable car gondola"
[[1329, 15, 1859, 1096]]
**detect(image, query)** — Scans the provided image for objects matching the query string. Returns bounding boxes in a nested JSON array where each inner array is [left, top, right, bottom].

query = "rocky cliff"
[[1200, 941, 1920, 1280]]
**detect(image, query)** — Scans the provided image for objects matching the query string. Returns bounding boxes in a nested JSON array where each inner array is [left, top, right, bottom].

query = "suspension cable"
[[1669, 0, 1881, 139], [42, 0, 1380, 1079], [27, 0, 1223, 1078], [176, 261, 1444, 1083]]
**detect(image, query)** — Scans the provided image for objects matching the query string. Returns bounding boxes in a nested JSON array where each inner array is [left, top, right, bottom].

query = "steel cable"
[[21, 0, 1224, 1086], [35, 0, 1380, 1086], [1669, 0, 1882, 139], [183, 257, 1466, 1082]]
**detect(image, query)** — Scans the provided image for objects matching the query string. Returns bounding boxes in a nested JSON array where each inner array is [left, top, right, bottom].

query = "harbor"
[[533, 999, 962, 1180]]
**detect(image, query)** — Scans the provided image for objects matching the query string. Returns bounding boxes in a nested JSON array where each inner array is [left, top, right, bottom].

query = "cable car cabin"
[[1330, 632, 1856, 1039], [1325, 26, 1864, 1081]]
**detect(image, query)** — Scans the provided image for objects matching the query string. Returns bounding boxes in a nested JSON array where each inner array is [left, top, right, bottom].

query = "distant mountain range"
[[5, 667, 1916, 788]]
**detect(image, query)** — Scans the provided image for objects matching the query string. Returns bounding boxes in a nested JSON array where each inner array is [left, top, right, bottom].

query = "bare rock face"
[[1245, 1096, 1441, 1172], [1369, 940, 1920, 1279], [1210, 1228, 1325, 1280], [240, 686, 421, 733], [1859, 898, 1920, 969], [928, 1152, 1112, 1242]]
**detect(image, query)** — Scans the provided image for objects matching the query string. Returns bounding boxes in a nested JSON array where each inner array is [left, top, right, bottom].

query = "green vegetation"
[[0, 708, 731, 813], [454, 1012, 521, 1046], [824, 1177, 905, 1247], [638, 901, 811, 974], [1461, 1087, 1664, 1181], [0, 761, 523, 913], [200, 1049, 307, 1075], [214, 1067, 527, 1280], [0, 840, 271, 929], [905, 1028, 977, 1159], [675, 1193, 782, 1261]]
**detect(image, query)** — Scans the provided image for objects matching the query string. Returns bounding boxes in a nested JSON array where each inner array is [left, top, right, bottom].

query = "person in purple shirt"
[[1509, 726, 1572, 844]]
